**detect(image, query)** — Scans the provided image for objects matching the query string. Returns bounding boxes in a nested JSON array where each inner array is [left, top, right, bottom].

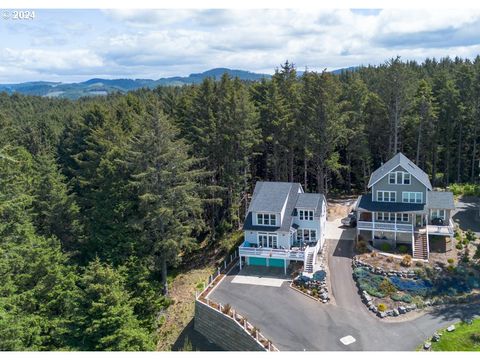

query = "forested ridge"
[[1, 56, 479, 350]]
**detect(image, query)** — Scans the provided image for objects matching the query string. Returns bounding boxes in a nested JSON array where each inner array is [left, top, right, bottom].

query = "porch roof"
[[356, 194, 425, 213]]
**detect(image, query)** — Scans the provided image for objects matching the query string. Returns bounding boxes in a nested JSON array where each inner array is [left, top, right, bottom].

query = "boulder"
[[398, 306, 407, 314], [410, 303, 417, 310], [432, 333, 441, 342], [378, 311, 387, 318], [393, 309, 399, 316], [424, 342, 431, 350], [447, 325, 455, 332], [386, 310, 394, 317]]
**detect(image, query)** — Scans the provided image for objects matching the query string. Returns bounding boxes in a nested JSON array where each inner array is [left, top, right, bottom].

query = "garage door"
[[249, 257, 267, 266], [269, 258, 285, 268]]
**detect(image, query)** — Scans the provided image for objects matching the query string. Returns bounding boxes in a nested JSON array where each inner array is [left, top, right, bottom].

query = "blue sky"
[[2, 8, 480, 83]]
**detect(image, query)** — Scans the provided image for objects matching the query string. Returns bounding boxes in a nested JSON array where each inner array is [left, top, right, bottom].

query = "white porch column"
[[239, 256, 242, 270], [372, 211, 375, 240], [284, 259, 287, 275], [394, 215, 397, 244]]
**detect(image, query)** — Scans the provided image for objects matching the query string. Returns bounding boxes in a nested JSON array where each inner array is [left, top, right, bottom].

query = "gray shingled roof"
[[368, 152, 432, 190], [356, 194, 425, 213], [247, 181, 293, 213], [243, 182, 326, 233], [244, 182, 302, 232], [296, 193, 324, 217], [427, 191, 455, 210]]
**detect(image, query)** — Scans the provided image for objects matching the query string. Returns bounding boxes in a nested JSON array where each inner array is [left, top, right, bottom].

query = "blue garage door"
[[249, 257, 267, 266], [269, 258, 285, 268]]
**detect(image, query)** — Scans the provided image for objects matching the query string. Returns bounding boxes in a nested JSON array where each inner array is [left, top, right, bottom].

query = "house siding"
[[373, 165, 427, 204]]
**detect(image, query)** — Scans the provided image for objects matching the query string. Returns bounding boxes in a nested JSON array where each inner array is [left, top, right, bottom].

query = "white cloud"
[[3, 8, 480, 82]]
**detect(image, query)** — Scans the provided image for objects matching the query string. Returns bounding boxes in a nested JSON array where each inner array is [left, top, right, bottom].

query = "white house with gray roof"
[[239, 181, 326, 274], [355, 152, 455, 260]]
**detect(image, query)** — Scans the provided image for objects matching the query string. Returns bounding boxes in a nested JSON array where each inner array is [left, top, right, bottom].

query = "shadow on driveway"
[[453, 196, 480, 235], [332, 239, 355, 259]]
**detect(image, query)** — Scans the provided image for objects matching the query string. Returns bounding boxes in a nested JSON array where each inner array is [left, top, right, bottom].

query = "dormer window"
[[299, 210, 314, 221], [388, 171, 411, 185], [257, 213, 276, 226]]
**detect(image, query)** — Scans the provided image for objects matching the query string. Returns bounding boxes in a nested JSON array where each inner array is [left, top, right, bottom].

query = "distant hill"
[[0, 67, 357, 100]]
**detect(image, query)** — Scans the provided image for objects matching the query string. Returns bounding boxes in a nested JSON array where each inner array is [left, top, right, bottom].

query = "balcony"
[[238, 244, 305, 261], [427, 219, 454, 236], [357, 221, 413, 233]]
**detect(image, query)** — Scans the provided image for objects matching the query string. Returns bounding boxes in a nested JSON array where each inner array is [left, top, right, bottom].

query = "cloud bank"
[[1, 8, 480, 82]]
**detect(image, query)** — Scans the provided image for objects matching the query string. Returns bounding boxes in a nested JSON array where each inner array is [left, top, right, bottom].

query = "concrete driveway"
[[208, 239, 480, 350], [325, 218, 356, 241]]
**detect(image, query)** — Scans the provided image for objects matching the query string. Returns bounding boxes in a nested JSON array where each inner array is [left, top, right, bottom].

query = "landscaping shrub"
[[398, 245, 408, 254], [466, 230, 477, 243], [377, 303, 387, 312], [380, 243, 391, 252], [415, 261, 423, 267], [391, 293, 413, 303], [370, 251, 378, 257], [401, 255, 412, 267], [470, 333, 480, 343], [456, 243, 463, 250], [354, 268, 386, 298], [389, 276, 433, 296], [447, 265, 455, 272], [379, 278, 396, 295], [475, 244, 480, 259], [222, 303, 232, 315], [447, 258, 454, 264], [356, 240, 368, 254]]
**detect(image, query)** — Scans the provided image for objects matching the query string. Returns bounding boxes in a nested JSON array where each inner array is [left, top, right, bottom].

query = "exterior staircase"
[[413, 231, 428, 260], [304, 248, 314, 273]]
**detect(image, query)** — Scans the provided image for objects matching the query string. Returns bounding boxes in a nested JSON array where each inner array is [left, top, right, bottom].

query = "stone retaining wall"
[[194, 300, 267, 351]]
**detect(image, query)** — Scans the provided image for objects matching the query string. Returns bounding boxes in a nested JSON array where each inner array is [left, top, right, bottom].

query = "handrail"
[[357, 220, 413, 232]]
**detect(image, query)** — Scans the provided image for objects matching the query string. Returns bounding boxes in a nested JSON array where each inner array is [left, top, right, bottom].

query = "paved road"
[[209, 238, 480, 350]]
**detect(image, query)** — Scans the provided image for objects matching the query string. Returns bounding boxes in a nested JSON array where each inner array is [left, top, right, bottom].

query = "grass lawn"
[[430, 318, 480, 351]]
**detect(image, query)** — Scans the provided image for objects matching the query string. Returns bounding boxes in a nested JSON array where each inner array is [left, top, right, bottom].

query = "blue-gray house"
[[239, 181, 327, 274]]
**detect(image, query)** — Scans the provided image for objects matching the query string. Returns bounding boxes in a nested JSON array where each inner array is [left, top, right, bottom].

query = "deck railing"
[[357, 221, 413, 232], [238, 246, 305, 261], [426, 218, 454, 235]]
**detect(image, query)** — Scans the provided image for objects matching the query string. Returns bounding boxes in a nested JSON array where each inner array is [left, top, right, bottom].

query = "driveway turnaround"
[[209, 238, 480, 351]]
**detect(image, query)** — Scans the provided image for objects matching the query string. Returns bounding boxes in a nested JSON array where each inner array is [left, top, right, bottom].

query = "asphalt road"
[[453, 196, 480, 236], [209, 238, 480, 351]]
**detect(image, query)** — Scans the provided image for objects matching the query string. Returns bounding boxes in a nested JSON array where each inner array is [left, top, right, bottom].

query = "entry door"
[[415, 214, 423, 227]]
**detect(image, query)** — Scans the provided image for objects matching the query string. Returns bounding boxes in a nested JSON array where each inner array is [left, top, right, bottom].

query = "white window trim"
[[388, 171, 412, 185], [296, 228, 317, 242], [256, 212, 277, 226], [377, 190, 396, 202], [402, 192, 423, 204], [431, 209, 446, 220], [257, 232, 278, 248], [298, 209, 314, 221]]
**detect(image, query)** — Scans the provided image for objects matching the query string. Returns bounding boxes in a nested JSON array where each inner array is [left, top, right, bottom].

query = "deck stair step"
[[413, 232, 428, 260], [305, 251, 314, 273]]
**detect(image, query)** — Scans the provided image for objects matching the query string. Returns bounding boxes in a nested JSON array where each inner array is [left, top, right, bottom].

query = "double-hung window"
[[431, 209, 446, 220], [257, 213, 276, 225], [377, 191, 396, 202], [296, 229, 317, 242], [388, 171, 412, 185], [299, 209, 314, 221], [402, 192, 423, 204]]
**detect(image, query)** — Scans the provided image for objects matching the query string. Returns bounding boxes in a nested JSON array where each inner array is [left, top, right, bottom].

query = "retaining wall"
[[194, 299, 267, 351]]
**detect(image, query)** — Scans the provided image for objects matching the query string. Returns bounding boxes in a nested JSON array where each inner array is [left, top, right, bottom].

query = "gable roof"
[[244, 182, 302, 232], [247, 181, 296, 213], [427, 191, 455, 210], [368, 152, 432, 190], [296, 193, 325, 217]]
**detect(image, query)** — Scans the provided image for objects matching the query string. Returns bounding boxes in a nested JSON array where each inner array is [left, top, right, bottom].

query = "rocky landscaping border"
[[353, 257, 480, 319]]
